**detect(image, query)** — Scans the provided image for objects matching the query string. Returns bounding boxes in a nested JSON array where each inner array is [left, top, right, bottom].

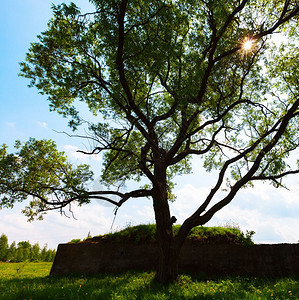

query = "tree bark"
[[156, 239, 178, 284], [152, 164, 179, 283]]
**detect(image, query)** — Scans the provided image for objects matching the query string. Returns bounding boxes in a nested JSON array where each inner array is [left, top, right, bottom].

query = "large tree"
[[0, 0, 298, 283]]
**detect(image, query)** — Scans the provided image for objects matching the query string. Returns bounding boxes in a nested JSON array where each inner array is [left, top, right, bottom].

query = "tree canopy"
[[1, 0, 298, 282]]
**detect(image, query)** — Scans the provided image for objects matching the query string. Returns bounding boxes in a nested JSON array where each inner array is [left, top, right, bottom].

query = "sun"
[[242, 38, 254, 51]]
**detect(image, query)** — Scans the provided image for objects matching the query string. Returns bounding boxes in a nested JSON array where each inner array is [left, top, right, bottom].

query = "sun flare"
[[242, 39, 254, 51]]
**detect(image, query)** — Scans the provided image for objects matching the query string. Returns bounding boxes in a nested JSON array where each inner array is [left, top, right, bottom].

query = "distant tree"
[[0, 234, 9, 261], [0, 0, 298, 282], [31, 243, 41, 262], [15, 247, 24, 263], [16, 241, 31, 262], [7, 241, 16, 262], [44, 249, 56, 262], [0, 234, 56, 262], [40, 245, 48, 262]]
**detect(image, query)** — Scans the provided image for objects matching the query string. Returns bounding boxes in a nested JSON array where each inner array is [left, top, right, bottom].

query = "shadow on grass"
[[1, 271, 298, 299]]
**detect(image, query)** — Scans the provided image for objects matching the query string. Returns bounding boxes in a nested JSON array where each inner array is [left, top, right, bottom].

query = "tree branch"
[[192, 97, 299, 224]]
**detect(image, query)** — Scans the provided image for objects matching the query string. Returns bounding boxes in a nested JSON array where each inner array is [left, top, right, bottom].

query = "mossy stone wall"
[[50, 241, 299, 277]]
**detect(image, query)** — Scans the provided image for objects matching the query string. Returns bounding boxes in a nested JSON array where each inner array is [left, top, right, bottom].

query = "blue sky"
[[0, 1, 298, 249]]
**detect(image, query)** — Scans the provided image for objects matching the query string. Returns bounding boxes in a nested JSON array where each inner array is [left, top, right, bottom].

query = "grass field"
[[0, 262, 298, 299]]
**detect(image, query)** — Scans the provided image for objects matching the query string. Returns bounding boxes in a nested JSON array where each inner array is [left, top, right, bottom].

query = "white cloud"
[[0, 203, 113, 249], [170, 184, 222, 224], [233, 182, 299, 218], [36, 121, 47, 128], [63, 145, 102, 163], [136, 205, 155, 220], [6, 122, 16, 127], [210, 205, 299, 244], [63, 145, 88, 159], [169, 182, 299, 244]]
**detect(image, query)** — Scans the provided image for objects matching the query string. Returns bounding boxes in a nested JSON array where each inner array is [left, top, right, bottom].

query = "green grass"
[[0, 262, 298, 299], [79, 224, 255, 246]]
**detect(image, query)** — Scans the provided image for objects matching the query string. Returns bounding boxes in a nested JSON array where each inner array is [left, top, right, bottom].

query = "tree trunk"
[[156, 237, 179, 284], [152, 164, 179, 284]]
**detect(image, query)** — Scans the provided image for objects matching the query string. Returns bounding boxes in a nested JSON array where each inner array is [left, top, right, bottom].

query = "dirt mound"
[[75, 224, 254, 246]]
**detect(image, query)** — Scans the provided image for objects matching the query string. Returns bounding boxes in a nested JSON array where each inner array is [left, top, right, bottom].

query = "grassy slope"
[[0, 262, 298, 299], [75, 224, 255, 246]]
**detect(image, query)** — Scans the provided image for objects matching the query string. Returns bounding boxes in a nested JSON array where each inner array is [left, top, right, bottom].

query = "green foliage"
[[0, 234, 56, 263], [31, 243, 41, 262], [14, 0, 298, 209], [69, 239, 81, 244], [86, 224, 254, 246], [179, 226, 255, 246], [0, 262, 298, 299], [0, 139, 93, 220], [0, 234, 9, 261], [99, 224, 157, 244]]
